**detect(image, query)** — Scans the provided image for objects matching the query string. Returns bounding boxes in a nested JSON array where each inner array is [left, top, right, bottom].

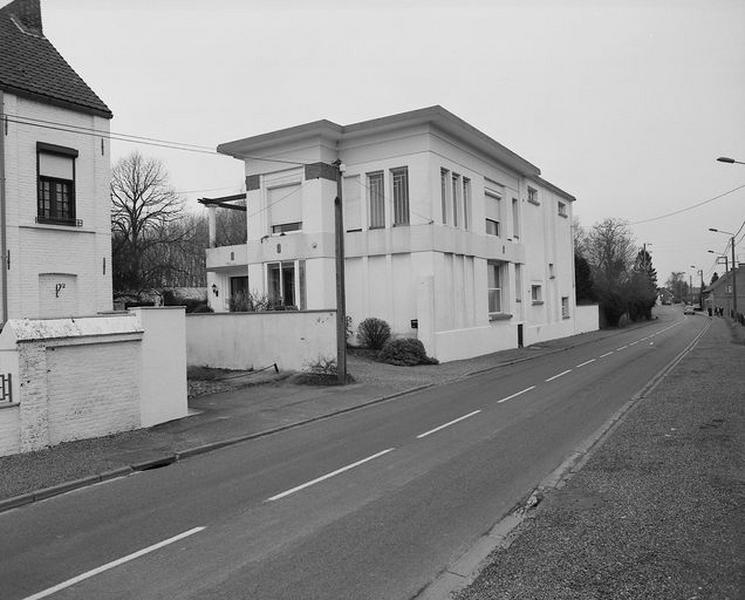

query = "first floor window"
[[37, 143, 77, 225], [391, 167, 410, 226], [558, 201, 567, 217], [368, 171, 385, 228], [561, 296, 570, 318], [528, 187, 539, 205], [463, 177, 471, 230], [486, 218, 500, 236], [515, 264, 522, 302], [440, 168, 450, 225], [512, 198, 519, 238], [531, 284, 543, 303], [487, 261, 502, 314], [271, 222, 301, 234], [485, 189, 501, 236]]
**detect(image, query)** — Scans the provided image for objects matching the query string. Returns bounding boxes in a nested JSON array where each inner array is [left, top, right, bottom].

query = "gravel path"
[[455, 318, 745, 600]]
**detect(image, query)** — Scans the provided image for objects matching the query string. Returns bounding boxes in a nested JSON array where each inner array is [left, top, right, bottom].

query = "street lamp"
[[716, 156, 745, 165], [709, 228, 737, 317], [707, 249, 729, 273]]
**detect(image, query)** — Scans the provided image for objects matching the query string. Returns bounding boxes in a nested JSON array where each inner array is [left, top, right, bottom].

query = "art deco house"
[[204, 106, 597, 362]]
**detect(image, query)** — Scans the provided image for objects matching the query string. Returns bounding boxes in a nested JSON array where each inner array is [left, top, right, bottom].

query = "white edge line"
[[629, 341, 639, 345], [22, 526, 206, 600], [266, 448, 395, 502], [416, 410, 481, 439], [497, 385, 537, 404], [599, 351, 614, 358], [576, 358, 596, 368], [616, 346, 628, 351], [545, 369, 572, 382]]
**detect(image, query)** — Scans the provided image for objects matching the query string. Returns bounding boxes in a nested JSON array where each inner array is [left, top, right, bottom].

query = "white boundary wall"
[[186, 310, 336, 372], [0, 309, 187, 456]]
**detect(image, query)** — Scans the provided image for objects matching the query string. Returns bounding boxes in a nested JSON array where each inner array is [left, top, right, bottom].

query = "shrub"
[[357, 317, 391, 350], [378, 338, 438, 366]]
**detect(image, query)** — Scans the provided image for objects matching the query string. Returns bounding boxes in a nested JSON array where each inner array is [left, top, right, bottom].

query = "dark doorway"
[[517, 323, 524, 348]]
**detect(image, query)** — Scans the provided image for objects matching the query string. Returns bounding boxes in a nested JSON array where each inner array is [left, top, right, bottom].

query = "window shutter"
[[343, 175, 361, 230], [268, 184, 302, 227], [39, 153, 74, 180]]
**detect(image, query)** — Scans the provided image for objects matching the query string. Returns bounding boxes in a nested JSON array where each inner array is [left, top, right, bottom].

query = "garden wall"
[[185, 310, 336, 372]]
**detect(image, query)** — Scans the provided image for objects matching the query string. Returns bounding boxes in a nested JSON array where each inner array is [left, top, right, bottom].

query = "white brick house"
[[204, 106, 597, 362], [0, 0, 113, 321], [0, 0, 187, 455]]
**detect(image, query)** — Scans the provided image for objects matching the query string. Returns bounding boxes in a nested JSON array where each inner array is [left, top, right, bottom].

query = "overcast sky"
[[40, 0, 745, 285]]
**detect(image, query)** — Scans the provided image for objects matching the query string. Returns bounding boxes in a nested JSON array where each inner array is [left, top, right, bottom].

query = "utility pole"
[[333, 160, 347, 384], [731, 235, 738, 318]]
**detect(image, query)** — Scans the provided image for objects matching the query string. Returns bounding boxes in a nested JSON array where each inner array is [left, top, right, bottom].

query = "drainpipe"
[[0, 90, 8, 328]]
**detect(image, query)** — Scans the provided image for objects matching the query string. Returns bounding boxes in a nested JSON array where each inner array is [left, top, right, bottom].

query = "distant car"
[[683, 305, 695, 315]]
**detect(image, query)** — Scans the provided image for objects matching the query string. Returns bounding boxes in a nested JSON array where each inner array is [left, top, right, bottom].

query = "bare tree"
[[584, 218, 636, 288], [111, 152, 184, 293]]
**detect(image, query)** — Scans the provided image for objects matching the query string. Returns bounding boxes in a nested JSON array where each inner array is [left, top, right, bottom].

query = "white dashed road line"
[[616, 345, 628, 351], [22, 527, 206, 600], [416, 410, 482, 439], [266, 448, 395, 502], [545, 369, 572, 382], [497, 385, 536, 404], [576, 358, 596, 368], [599, 351, 614, 358]]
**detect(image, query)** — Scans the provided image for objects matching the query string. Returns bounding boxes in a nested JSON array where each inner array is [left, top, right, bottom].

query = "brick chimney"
[[9, 0, 43, 35]]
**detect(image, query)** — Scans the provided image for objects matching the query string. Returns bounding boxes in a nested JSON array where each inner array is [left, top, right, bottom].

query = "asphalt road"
[[0, 308, 707, 600]]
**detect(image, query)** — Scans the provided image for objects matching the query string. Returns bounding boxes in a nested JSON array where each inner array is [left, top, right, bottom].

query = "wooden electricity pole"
[[334, 161, 347, 384]]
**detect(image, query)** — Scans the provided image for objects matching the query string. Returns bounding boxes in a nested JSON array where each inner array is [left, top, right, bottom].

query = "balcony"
[[205, 244, 248, 270]]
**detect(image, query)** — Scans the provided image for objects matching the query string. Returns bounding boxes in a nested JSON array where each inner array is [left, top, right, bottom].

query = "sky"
[[37, 0, 745, 286]]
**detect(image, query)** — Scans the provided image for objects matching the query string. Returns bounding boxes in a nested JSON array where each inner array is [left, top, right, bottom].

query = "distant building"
[[0, 0, 113, 321], [704, 266, 744, 318], [203, 106, 598, 362]]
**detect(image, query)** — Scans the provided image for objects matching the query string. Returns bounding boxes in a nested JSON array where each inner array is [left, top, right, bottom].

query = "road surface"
[[0, 307, 707, 600]]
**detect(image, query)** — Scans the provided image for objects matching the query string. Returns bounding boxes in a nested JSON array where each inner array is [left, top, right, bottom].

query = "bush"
[[357, 317, 391, 350], [378, 338, 438, 366]]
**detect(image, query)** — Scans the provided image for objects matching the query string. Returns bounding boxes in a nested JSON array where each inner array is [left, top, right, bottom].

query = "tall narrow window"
[[368, 171, 385, 228], [487, 261, 502, 314], [391, 167, 409, 226], [561, 296, 570, 318], [440, 168, 449, 225], [463, 177, 471, 231], [515, 264, 522, 302], [485, 190, 501, 236], [528, 187, 539, 205], [343, 175, 361, 232], [37, 143, 77, 226], [451, 173, 461, 227], [558, 201, 567, 217], [512, 198, 519, 239]]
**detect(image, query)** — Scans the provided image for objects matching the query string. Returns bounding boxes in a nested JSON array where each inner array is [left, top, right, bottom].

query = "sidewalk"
[[454, 317, 745, 600], [0, 323, 635, 507]]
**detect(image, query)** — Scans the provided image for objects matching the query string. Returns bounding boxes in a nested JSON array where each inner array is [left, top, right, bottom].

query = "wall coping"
[[186, 309, 336, 318]]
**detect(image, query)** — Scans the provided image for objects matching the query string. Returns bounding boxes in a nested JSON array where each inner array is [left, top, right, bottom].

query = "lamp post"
[[717, 156, 745, 165], [707, 250, 729, 273], [689, 265, 696, 305], [709, 228, 737, 317]]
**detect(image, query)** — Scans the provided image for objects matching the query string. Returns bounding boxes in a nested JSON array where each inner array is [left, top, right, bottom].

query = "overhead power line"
[[2, 113, 308, 166], [631, 182, 745, 225]]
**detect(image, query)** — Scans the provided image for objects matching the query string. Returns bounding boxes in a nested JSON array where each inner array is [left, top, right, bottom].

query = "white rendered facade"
[[207, 106, 584, 362]]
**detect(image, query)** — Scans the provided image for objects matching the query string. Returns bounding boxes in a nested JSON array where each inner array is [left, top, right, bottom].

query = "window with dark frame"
[[37, 142, 78, 226], [391, 167, 410, 226], [368, 171, 385, 228]]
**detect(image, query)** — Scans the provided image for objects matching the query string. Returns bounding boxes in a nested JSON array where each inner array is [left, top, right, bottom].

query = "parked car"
[[683, 305, 695, 315]]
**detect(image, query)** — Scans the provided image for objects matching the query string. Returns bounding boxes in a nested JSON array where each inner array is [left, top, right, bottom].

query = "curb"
[[0, 317, 672, 515], [414, 318, 711, 600]]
